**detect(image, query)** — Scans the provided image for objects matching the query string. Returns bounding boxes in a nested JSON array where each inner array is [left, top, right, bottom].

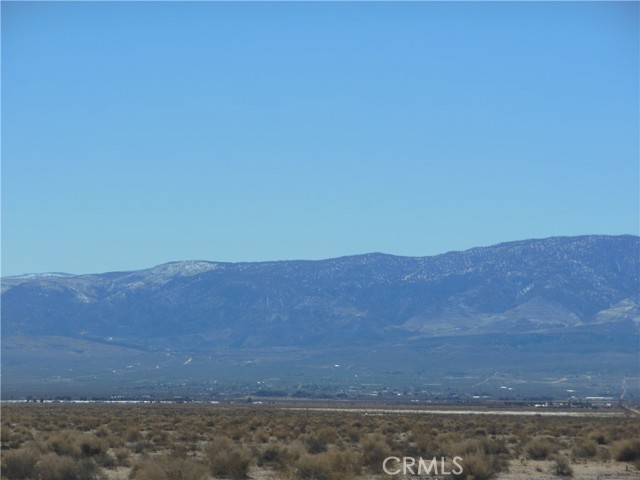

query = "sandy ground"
[[103, 460, 640, 480], [495, 459, 640, 480]]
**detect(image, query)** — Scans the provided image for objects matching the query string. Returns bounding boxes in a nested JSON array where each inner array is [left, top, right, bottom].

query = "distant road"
[[621, 404, 640, 416], [618, 377, 640, 416], [283, 407, 625, 418]]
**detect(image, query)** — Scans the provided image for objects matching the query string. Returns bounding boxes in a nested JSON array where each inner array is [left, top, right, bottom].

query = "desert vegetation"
[[1, 403, 639, 479]]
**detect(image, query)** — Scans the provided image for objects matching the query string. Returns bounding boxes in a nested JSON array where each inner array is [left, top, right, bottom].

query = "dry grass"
[[129, 455, 209, 480], [1, 403, 638, 480]]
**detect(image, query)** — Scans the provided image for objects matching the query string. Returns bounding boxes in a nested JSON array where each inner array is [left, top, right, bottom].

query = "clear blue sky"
[[2, 1, 638, 276]]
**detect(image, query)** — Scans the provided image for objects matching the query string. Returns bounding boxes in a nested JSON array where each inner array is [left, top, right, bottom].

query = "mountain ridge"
[[2, 234, 638, 346], [5, 233, 637, 279], [2, 234, 638, 399]]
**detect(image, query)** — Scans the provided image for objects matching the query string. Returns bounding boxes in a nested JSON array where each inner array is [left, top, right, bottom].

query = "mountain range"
[[2, 235, 638, 400]]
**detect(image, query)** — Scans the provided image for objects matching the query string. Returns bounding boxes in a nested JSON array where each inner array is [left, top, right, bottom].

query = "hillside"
[[2, 235, 638, 399]]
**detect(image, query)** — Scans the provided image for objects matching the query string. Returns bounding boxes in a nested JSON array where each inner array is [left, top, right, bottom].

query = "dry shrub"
[[95, 425, 110, 438], [95, 452, 116, 469], [288, 439, 307, 457], [450, 437, 509, 474], [45, 430, 107, 460], [254, 428, 269, 443], [296, 454, 333, 480], [258, 444, 284, 467], [129, 455, 208, 480], [1, 446, 40, 480], [360, 434, 391, 472], [5, 403, 640, 480], [226, 425, 244, 441], [78, 417, 102, 432], [272, 425, 290, 440], [126, 427, 140, 442], [113, 446, 131, 466], [597, 445, 611, 462], [305, 434, 328, 454], [130, 457, 165, 480], [79, 434, 107, 457], [571, 438, 597, 458], [552, 454, 573, 477], [48, 431, 82, 457], [437, 431, 462, 447], [1, 425, 13, 445], [589, 431, 608, 445], [131, 439, 154, 454], [326, 449, 360, 478], [36, 453, 100, 480], [451, 453, 496, 480], [210, 450, 251, 479], [248, 416, 263, 431], [344, 426, 360, 443], [525, 437, 554, 460], [317, 426, 338, 444], [612, 438, 640, 462], [207, 437, 251, 480], [451, 438, 508, 457], [2, 425, 33, 448], [295, 451, 359, 480], [172, 443, 188, 459], [415, 436, 442, 457], [258, 443, 302, 471]]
